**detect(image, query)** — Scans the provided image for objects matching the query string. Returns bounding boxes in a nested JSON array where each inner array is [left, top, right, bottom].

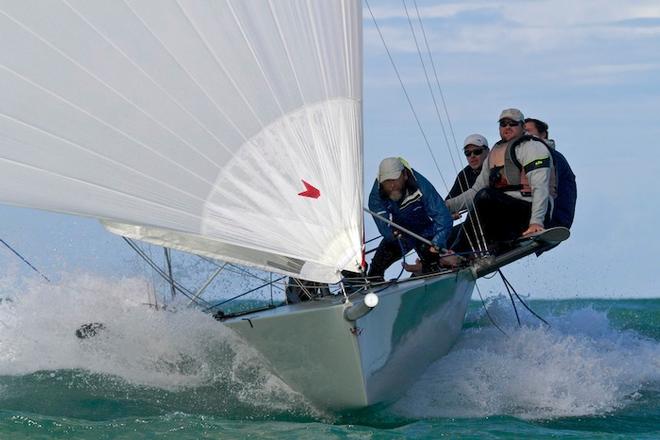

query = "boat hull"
[[223, 269, 475, 409]]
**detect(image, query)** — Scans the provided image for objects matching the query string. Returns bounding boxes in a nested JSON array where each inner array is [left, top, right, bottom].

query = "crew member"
[[446, 109, 555, 253], [368, 157, 454, 281]]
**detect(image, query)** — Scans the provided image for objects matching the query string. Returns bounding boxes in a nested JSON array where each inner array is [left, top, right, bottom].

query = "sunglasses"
[[499, 120, 521, 128], [464, 148, 485, 157]]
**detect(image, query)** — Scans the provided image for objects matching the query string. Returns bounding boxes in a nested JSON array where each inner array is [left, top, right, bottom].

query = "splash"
[[392, 296, 660, 420], [0, 272, 313, 415]]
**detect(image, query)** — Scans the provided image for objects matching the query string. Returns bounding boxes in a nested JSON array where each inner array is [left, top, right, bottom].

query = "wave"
[[2, 272, 659, 422], [392, 295, 660, 420], [0, 273, 317, 418]]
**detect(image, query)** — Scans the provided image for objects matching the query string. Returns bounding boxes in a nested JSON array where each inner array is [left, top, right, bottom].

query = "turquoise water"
[[1, 275, 659, 438]]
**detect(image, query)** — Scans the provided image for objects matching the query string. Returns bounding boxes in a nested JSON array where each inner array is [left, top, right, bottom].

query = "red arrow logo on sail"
[[298, 180, 320, 199]]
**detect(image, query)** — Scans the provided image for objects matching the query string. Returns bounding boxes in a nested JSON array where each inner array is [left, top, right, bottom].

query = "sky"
[[2, 0, 660, 299]]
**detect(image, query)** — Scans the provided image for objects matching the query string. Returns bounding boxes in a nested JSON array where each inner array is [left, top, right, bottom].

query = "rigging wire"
[[368, 0, 488, 254], [402, 0, 458, 175], [411, 0, 460, 156], [204, 276, 287, 312], [270, 272, 274, 306], [365, 235, 383, 245], [498, 269, 550, 327], [199, 255, 284, 291], [475, 282, 508, 337], [364, 0, 450, 192], [122, 238, 210, 307], [0, 238, 50, 282], [408, 0, 490, 253], [500, 269, 521, 326], [163, 247, 176, 300], [394, 237, 408, 281], [292, 278, 311, 300], [187, 263, 227, 306]]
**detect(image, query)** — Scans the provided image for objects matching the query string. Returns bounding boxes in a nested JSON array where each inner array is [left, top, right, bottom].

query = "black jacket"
[[446, 165, 482, 199]]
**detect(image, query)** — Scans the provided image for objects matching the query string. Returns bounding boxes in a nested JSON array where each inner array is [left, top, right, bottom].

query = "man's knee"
[[367, 239, 401, 278], [474, 187, 500, 207]]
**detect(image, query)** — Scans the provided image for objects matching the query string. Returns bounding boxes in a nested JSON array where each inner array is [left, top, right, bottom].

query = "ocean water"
[[0, 274, 659, 439]]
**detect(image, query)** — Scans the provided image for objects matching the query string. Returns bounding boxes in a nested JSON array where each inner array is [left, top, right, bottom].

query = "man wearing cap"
[[447, 134, 489, 199], [445, 134, 489, 249], [524, 117, 577, 229], [367, 157, 453, 281], [446, 108, 555, 252]]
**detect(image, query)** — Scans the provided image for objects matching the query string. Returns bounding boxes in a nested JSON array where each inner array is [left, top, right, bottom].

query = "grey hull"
[[224, 268, 475, 409]]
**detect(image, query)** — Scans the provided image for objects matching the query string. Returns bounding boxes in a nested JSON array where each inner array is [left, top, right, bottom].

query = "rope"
[[402, 0, 458, 175], [408, 0, 490, 253], [204, 276, 287, 312], [501, 269, 521, 326], [368, 0, 489, 254], [163, 247, 176, 300], [395, 237, 407, 281], [122, 238, 209, 307], [0, 238, 50, 282], [475, 282, 508, 337], [200, 255, 285, 290], [498, 269, 550, 327], [365, 235, 383, 245], [364, 0, 450, 192]]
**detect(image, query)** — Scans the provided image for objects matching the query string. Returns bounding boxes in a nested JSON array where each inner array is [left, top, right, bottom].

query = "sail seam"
[[60, 0, 237, 169], [120, 0, 256, 150], [0, 9, 226, 190], [174, 0, 267, 129]]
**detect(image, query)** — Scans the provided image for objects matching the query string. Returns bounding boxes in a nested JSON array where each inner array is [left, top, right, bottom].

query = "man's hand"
[[438, 249, 462, 268], [522, 223, 544, 237], [403, 258, 422, 273], [451, 209, 467, 220]]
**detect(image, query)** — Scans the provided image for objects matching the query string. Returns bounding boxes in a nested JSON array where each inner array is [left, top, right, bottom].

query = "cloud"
[[363, 0, 660, 90], [367, 0, 660, 26], [365, 1, 492, 21], [562, 62, 660, 85], [612, 17, 660, 27], [364, 0, 660, 55]]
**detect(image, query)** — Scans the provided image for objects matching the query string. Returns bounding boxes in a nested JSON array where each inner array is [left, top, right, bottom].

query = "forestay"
[[0, 0, 364, 283]]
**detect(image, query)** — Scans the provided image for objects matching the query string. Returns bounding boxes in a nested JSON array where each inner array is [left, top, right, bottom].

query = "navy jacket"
[[446, 165, 482, 199], [549, 149, 577, 228], [368, 169, 452, 250]]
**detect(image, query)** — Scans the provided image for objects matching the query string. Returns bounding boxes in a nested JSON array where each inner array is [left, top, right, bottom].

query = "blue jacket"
[[368, 169, 452, 250], [549, 149, 577, 228]]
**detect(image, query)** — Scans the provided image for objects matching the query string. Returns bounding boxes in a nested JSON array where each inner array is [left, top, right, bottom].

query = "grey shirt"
[[446, 138, 553, 226]]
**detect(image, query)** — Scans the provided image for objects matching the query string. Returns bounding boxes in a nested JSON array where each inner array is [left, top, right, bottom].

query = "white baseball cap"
[[463, 134, 489, 149], [498, 108, 524, 122], [378, 157, 404, 183]]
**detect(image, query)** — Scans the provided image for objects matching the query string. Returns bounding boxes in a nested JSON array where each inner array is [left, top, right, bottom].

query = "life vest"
[[490, 135, 557, 198]]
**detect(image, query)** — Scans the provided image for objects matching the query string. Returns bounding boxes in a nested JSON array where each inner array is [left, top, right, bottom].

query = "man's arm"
[[414, 172, 453, 249], [518, 141, 552, 228], [367, 178, 395, 241], [446, 171, 465, 200], [445, 158, 489, 213]]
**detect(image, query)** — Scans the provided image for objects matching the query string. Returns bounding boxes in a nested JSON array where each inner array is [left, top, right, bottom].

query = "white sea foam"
[[392, 296, 660, 420], [0, 273, 308, 412]]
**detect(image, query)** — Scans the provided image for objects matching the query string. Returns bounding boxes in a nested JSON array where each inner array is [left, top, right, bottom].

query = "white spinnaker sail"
[[0, 0, 363, 283]]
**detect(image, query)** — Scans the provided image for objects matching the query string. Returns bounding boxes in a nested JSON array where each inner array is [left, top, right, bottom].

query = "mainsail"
[[0, 0, 364, 283]]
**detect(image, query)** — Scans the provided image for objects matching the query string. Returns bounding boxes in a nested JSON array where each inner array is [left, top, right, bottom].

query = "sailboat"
[[0, 1, 567, 409]]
